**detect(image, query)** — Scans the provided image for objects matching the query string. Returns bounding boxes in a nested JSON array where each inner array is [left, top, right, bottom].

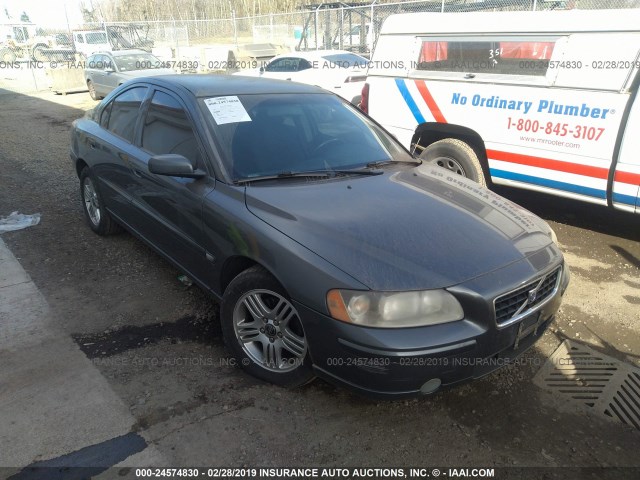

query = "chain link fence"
[[93, 0, 640, 56], [65, 0, 639, 66], [1, 0, 639, 92]]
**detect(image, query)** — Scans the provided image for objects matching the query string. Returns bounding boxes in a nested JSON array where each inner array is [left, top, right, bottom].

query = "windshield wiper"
[[365, 159, 422, 169], [235, 169, 383, 185]]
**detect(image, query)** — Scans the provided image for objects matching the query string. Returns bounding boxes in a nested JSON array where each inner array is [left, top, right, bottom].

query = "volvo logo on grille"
[[528, 289, 538, 304]]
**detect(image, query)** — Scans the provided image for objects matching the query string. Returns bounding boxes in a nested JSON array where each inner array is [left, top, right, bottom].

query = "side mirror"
[[148, 154, 206, 178]]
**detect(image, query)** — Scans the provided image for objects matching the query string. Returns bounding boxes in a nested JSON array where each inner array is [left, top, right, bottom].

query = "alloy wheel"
[[83, 177, 101, 226], [233, 289, 307, 373]]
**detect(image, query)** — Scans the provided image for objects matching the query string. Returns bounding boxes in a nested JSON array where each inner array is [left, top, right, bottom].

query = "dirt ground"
[[0, 84, 639, 477]]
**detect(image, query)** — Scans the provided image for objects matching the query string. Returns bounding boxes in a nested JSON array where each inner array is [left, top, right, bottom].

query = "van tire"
[[419, 138, 486, 187]]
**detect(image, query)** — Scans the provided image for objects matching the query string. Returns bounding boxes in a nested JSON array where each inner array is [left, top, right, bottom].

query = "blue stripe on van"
[[612, 192, 639, 207], [490, 168, 608, 200], [394, 79, 426, 124]]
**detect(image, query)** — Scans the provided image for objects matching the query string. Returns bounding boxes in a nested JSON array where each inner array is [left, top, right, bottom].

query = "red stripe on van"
[[614, 170, 640, 185], [414, 80, 447, 124], [487, 150, 610, 180]]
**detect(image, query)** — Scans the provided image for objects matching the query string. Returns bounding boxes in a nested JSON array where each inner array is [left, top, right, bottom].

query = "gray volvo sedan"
[[70, 75, 569, 397]]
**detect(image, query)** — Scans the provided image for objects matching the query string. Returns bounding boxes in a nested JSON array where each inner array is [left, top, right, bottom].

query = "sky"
[[1, 0, 85, 28]]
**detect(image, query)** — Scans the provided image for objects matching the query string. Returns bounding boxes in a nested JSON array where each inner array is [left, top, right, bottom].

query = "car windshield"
[[114, 53, 162, 72], [199, 93, 413, 181], [321, 53, 368, 68]]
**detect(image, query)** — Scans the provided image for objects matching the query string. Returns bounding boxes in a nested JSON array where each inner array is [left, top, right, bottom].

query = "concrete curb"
[[0, 237, 163, 469]]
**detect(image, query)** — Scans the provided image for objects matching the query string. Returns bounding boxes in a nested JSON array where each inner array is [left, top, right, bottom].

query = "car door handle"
[[118, 152, 129, 162], [89, 141, 97, 149], [133, 169, 143, 178]]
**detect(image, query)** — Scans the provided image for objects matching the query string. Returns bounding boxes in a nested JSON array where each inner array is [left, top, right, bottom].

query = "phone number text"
[[507, 118, 605, 141]]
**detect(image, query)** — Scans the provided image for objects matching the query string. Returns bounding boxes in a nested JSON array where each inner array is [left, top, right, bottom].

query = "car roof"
[[139, 74, 328, 97]]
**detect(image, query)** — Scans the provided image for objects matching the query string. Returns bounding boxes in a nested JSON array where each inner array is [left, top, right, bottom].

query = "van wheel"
[[420, 138, 486, 187]]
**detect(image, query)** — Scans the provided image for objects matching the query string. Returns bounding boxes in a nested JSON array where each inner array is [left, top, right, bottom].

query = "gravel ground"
[[0, 86, 639, 474]]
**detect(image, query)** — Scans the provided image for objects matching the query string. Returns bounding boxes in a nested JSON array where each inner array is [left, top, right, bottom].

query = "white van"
[[73, 30, 111, 58], [363, 9, 640, 213]]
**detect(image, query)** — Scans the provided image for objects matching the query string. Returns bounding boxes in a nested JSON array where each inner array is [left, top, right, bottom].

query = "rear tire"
[[221, 266, 314, 388], [79, 166, 122, 235], [87, 80, 102, 100], [419, 138, 486, 187], [32, 44, 48, 62]]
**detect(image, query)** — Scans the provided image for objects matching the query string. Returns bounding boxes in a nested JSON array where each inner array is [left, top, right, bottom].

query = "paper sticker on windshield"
[[204, 96, 251, 125]]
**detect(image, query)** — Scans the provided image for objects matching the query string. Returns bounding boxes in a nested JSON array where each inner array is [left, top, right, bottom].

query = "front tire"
[[79, 166, 122, 235], [221, 266, 314, 387], [419, 138, 486, 187], [0, 48, 16, 63]]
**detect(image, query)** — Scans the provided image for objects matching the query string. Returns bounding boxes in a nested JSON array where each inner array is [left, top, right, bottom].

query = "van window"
[[416, 38, 557, 77]]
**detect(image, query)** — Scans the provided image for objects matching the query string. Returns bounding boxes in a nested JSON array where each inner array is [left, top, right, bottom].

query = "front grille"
[[494, 267, 561, 325]]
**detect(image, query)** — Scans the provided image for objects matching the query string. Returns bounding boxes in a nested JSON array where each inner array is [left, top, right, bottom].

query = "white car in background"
[[236, 50, 368, 104]]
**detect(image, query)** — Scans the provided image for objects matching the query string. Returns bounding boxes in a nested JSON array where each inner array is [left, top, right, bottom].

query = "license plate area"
[[513, 311, 544, 350]]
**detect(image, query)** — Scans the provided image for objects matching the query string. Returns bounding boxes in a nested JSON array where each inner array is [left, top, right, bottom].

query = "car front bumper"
[[297, 261, 570, 399]]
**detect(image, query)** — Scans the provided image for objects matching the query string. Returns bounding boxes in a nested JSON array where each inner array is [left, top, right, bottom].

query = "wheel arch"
[[220, 256, 265, 296], [411, 122, 491, 185], [31, 43, 48, 56], [75, 158, 89, 178], [220, 255, 304, 303]]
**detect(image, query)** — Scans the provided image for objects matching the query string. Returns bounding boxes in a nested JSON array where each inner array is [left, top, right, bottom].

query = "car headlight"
[[326, 289, 464, 328], [539, 220, 558, 245]]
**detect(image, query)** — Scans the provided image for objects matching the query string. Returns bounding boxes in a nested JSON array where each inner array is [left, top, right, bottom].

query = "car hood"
[[245, 165, 556, 291]]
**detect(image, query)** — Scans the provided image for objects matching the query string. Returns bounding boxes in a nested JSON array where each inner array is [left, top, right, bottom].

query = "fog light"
[[420, 378, 442, 394]]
